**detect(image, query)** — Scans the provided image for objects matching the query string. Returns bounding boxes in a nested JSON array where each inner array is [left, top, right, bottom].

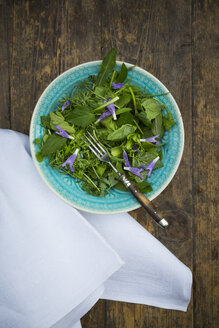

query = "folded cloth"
[[0, 129, 192, 328]]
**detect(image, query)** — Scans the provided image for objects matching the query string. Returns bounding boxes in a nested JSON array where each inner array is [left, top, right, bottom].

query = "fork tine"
[[88, 145, 101, 159], [79, 136, 101, 159], [85, 134, 104, 156], [87, 131, 106, 154]]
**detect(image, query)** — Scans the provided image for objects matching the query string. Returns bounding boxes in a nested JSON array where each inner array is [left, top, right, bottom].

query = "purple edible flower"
[[95, 109, 112, 124], [123, 150, 131, 167], [124, 166, 145, 179], [62, 149, 79, 172], [112, 82, 124, 89], [140, 134, 160, 146], [106, 99, 117, 120], [132, 145, 140, 153], [55, 126, 74, 140], [61, 99, 71, 111], [95, 99, 117, 123], [143, 156, 160, 177]]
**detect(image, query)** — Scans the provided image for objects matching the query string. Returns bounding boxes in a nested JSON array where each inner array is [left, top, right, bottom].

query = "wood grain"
[[0, 0, 12, 128], [192, 1, 219, 327], [10, 0, 63, 134], [0, 0, 218, 327]]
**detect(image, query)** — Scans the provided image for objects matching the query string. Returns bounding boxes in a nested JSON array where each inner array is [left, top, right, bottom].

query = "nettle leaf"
[[142, 126, 153, 138], [152, 113, 164, 136], [96, 48, 117, 86], [117, 63, 128, 83], [136, 112, 152, 127], [117, 112, 134, 127], [107, 124, 136, 141], [163, 108, 175, 130], [41, 115, 51, 129], [67, 106, 95, 127], [41, 134, 67, 156], [49, 112, 75, 134], [116, 94, 132, 108], [142, 98, 162, 120]]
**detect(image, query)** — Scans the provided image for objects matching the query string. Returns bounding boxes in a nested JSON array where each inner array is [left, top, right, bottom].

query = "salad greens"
[[35, 48, 175, 197]]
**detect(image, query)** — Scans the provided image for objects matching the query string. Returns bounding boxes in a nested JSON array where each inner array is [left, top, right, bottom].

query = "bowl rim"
[[30, 60, 184, 214]]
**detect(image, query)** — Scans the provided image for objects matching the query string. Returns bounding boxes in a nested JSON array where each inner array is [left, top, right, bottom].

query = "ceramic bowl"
[[30, 61, 184, 214]]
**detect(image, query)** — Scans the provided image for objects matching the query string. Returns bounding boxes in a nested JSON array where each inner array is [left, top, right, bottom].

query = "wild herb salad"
[[35, 48, 175, 197]]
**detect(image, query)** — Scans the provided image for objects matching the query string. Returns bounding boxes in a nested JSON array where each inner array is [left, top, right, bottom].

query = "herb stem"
[[109, 70, 116, 87], [148, 92, 169, 97], [83, 173, 100, 191], [93, 96, 119, 112], [92, 166, 100, 179], [85, 87, 105, 101], [129, 87, 137, 114], [154, 97, 168, 110], [133, 119, 143, 134]]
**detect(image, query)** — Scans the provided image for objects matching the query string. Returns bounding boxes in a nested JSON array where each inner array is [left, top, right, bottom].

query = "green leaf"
[[127, 65, 136, 71], [96, 164, 107, 176], [111, 146, 122, 157], [152, 113, 164, 136], [67, 107, 95, 128], [163, 109, 175, 130], [50, 112, 75, 134], [94, 86, 113, 98], [142, 98, 162, 120], [114, 181, 128, 192], [117, 112, 134, 127], [36, 152, 44, 162], [107, 124, 136, 141], [41, 134, 67, 156], [41, 115, 51, 129], [96, 128, 109, 140], [43, 134, 49, 143], [117, 63, 128, 83], [96, 48, 117, 86], [114, 178, 152, 193], [135, 152, 163, 169], [100, 116, 117, 130], [34, 138, 41, 144], [94, 86, 106, 97], [141, 140, 158, 152], [158, 149, 163, 160], [116, 107, 132, 115], [142, 126, 153, 138], [116, 94, 132, 108], [135, 180, 152, 193], [102, 174, 118, 188], [136, 112, 152, 127]]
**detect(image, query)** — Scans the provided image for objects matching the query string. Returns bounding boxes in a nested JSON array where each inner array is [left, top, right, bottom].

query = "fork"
[[81, 131, 169, 229]]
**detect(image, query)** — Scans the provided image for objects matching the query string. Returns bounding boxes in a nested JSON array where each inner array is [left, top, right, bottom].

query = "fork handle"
[[120, 174, 169, 229]]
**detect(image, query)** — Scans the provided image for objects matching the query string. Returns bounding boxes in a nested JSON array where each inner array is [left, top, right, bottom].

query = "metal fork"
[[81, 131, 169, 229]]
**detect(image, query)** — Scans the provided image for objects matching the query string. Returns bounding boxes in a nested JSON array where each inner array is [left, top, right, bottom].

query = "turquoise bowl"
[[30, 61, 184, 214]]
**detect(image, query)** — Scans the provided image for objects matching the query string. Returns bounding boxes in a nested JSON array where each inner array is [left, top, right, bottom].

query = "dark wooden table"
[[1, 0, 218, 327]]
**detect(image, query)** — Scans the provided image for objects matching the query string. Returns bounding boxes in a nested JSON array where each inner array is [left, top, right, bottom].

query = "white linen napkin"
[[0, 129, 192, 328]]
